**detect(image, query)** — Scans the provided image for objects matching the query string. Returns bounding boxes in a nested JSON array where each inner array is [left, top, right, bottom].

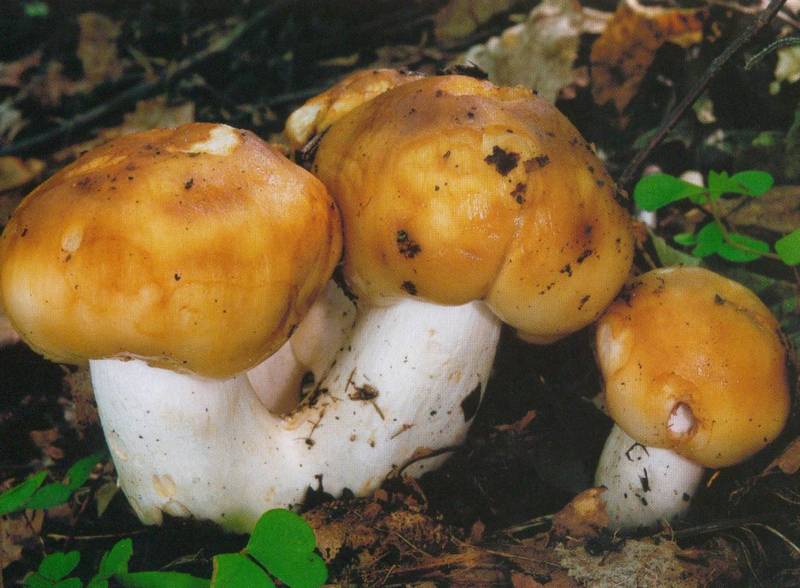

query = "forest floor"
[[1, 0, 799, 586]]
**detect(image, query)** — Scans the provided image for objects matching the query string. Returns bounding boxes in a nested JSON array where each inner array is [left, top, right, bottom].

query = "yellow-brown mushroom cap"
[[596, 267, 790, 468], [284, 68, 424, 151], [312, 74, 634, 341], [0, 123, 341, 378]]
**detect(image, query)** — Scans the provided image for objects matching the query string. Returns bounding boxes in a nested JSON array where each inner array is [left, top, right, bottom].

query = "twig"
[[619, 0, 790, 190], [396, 445, 459, 477], [745, 34, 800, 69], [47, 529, 149, 541], [503, 513, 555, 535], [0, 1, 294, 157], [669, 513, 781, 539]]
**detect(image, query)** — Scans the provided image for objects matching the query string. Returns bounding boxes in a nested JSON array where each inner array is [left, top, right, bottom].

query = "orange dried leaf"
[[77, 12, 125, 85], [55, 97, 195, 161], [495, 409, 537, 433], [0, 509, 44, 570], [0, 51, 42, 88], [0, 157, 44, 192], [551, 487, 609, 539], [435, 0, 514, 44], [764, 436, 800, 475], [590, 0, 707, 115]]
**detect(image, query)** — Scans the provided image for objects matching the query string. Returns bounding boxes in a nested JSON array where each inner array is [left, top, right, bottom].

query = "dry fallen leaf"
[[27, 61, 82, 108], [461, 0, 585, 103], [551, 487, 609, 539], [590, 0, 707, 117], [0, 98, 27, 143], [764, 436, 800, 475], [0, 156, 44, 192], [77, 12, 125, 85], [95, 480, 120, 518], [0, 510, 44, 570], [511, 572, 548, 588], [29, 429, 64, 462], [434, 0, 515, 45], [55, 96, 195, 161], [62, 365, 98, 432], [715, 186, 800, 234], [0, 51, 42, 88], [772, 45, 800, 94]]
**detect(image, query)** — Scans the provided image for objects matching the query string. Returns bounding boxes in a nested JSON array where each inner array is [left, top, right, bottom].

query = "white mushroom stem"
[[595, 424, 705, 530], [91, 287, 501, 532], [245, 282, 357, 414]]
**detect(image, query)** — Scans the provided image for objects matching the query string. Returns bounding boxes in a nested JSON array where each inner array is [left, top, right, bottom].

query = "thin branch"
[[619, 0, 789, 190], [0, 1, 294, 157], [669, 513, 781, 539]]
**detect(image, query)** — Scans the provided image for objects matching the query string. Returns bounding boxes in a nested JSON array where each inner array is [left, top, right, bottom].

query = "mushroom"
[[0, 123, 349, 529], [594, 266, 790, 529], [311, 74, 634, 342]]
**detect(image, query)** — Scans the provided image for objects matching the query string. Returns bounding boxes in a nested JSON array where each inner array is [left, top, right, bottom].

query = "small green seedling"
[[23, 551, 81, 588], [211, 509, 328, 588], [633, 170, 800, 265], [22, 509, 326, 588], [0, 452, 106, 515]]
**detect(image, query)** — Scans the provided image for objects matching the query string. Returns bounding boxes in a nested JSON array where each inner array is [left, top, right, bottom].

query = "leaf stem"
[[706, 196, 782, 260]]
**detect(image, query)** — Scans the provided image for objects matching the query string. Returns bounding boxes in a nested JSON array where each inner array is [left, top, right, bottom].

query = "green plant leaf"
[[87, 580, 109, 588], [211, 553, 275, 588], [650, 232, 702, 267], [717, 233, 770, 262], [115, 572, 209, 588], [775, 228, 800, 265], [691, 222, 724, 257], [53, 579, 82, 588], [96, 538, 133, 578], [65, 452, 106, 491], [23, 575, 53, 588], [728, 171, 774, 196], [23, 1, 49, 18], [26, 482, 73, 510], [633, 174, 705, 211], [39, 551, 81, 581], [247, 509, 327, 588], [673, 232, 698, 246], [707, 170, 729, 200], [0, 471, 47, 515]]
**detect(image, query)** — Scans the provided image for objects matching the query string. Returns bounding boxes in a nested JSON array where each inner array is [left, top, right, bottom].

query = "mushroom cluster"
[[3, 70, 787, 535]]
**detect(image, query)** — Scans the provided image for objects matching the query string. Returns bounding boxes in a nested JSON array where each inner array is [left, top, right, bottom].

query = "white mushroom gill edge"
[[91, 284, 501, 532], [595, 424, 705, 530]]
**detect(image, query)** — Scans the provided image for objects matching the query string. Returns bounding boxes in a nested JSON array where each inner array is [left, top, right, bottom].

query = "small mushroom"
[[594, 267, 790, 529]]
